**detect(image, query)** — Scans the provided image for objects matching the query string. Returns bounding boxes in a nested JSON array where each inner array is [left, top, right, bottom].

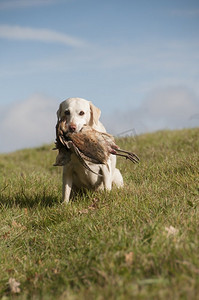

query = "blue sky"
[[0, 0, 199, 152]]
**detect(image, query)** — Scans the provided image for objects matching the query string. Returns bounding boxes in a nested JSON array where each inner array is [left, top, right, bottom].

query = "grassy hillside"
[[0, 128, 199, 299]]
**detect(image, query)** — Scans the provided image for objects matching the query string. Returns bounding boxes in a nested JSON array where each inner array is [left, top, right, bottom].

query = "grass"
[[0, 128, 199, 299]]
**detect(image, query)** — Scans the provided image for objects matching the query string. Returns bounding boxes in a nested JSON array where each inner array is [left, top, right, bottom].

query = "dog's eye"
[[65, 110, 70, 116], [79, 111, 85, 116]]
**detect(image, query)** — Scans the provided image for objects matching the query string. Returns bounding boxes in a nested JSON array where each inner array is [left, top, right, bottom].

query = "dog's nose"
[[69, 123, 76, 132]]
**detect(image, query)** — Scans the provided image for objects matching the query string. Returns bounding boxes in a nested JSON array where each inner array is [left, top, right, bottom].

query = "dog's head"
[[57, 98, 101, 133]]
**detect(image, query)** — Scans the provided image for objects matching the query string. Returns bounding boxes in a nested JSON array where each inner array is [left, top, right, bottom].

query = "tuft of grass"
[[0, 128, 199, 299]]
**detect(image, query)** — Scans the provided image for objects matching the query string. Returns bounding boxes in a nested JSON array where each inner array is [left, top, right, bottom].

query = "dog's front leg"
[[101, 161, 112, 191], [62, 165, 73, 203]]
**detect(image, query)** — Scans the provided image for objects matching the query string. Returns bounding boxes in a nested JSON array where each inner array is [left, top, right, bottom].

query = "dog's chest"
[[70, 154, 102, 189]]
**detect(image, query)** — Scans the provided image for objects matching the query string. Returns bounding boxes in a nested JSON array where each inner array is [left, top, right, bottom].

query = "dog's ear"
[[89, 102, 101, 126], [56, 104, 61, 122]]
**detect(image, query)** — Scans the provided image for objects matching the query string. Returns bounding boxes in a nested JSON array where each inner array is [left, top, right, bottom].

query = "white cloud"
[[0, 25, 87, 47], [102, 86, 199, 135], [1, 37, 198, 108], [0, 94, 59, 153], [0, 88, 198, 153], [1, 37, 198, 89], [0, 0, 63, 10], [140, 87, 199, 130]]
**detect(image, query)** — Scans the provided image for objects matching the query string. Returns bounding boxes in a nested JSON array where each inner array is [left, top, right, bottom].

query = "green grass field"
[[0, 128, 199, 299]]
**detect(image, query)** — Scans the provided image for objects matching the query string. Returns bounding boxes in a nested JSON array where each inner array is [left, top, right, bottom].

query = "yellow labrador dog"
[[56, 97, 123, 203]]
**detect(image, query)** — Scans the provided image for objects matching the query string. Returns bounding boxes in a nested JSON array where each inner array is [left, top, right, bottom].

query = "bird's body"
[[67, 126, 115, 164], [54, 118, 139, 173]]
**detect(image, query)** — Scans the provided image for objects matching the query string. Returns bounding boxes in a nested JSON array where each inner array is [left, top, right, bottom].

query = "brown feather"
[[54, 120, 140, 172]]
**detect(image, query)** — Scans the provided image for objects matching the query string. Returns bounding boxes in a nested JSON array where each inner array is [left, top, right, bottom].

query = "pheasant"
[[54, 117, 139, 174]]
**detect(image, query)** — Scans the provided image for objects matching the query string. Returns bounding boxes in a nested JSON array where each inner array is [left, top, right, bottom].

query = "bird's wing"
[[68, 141, 102, 176], [68, 131, 108, 164]]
